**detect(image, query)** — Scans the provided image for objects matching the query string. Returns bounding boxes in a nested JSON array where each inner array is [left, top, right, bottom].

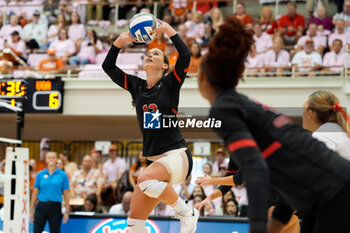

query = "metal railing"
[[2, 66, 349, 79], [243, 66, 348, 78], [125, 140, 143, 166], [67, 140, 124, 163], [0, 0, 276, 24], [0, 140, 67, 160]]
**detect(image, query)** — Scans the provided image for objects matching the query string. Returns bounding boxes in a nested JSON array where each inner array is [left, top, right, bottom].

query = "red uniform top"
[[261, 20, 278, 35], [196, 1, 218, 14], [231, 14, 253, 26], [278, 14, 305, 37]]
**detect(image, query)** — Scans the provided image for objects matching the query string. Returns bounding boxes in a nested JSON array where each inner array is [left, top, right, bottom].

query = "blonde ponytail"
[[308, 91, 350, 137]]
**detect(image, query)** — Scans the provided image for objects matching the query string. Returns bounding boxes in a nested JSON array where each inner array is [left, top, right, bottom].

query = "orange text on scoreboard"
[[36, 81, 52, 91]]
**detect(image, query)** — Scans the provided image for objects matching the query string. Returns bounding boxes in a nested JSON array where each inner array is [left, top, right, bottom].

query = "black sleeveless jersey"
[[102, 34, 190, 157], [210, 90, 350, 228]]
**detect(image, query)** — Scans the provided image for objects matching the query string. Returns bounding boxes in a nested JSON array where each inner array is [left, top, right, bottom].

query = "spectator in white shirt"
[[332, 0, 350, 32], [150, 201, 174, 216], [323, 39, 344, 73], [253, 22, 273, 54], [232, 184, 248, 215], [245, 44, 264, 76], [69, 29, 102, 66], [263, 36, 290, 76], [185, 12, 205, 41], [303, 90, 350, 161], [212, 148, 228, 176], [22, 10, 48, 50], [0, 14, 22, 40], [5, 31, 27, 60], [295, 22, 327, 55], [328, 19, 349, 51], [173, 175, 195, 200], [109, 191, 132, 215], [292, 39, 322, 76], [101, 144, 127, 207], [68, 11, 86, 43], [102, 144, 127, 186], [47, 13, 67, 43], [49, 28, 75, 64], [200, 162, 216, 198]]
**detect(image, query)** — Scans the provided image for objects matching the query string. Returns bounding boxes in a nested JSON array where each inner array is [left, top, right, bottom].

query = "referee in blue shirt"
[[30, 151, 70, 233]]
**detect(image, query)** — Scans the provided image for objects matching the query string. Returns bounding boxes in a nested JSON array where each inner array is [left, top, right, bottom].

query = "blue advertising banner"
[[0, 214, 249, 233]]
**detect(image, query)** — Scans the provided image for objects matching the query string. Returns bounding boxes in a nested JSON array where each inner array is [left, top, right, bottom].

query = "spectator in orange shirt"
[[187, 41, 202, 77], [169, 0, 192, 24], [0, 49, 14, 73], [231, 2, 253, 30], [38, 48, 65, 72], [278, 2, 305, 45], [195, 0, 218, 15], [147, 32, 167, 51], [165, 42, 179, 71]]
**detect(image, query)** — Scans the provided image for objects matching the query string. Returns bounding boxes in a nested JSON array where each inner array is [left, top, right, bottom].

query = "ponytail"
[[308, 91, 350, 137], [332, 103, 350, 137]]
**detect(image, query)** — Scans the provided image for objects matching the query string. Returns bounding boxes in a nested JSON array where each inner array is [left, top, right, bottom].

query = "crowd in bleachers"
[[13, 140, 248, 217], [0, 0, 349, 77]]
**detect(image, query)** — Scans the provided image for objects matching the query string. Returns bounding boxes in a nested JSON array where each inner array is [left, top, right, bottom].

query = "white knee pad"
[[138, 179, 166, 198], [127, 218, 146, 233]]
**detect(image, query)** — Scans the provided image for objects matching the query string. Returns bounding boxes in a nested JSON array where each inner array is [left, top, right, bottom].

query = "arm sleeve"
[[300, 16, 305, 27], [297, 37, 304, 47], [211, 106, 269, 232], [119, 159, 127, 173], [271, 197, 294, 224], [39, 25, 48, 42], [332, 13, 339, 21], [277, 17, 284, 28], [281, 51, 290, 67], [314, 53, 322, 65], [57, 59, 64, 69], [34, 173, 40, 189], [169, 34, 191, 88], [38, 60, 44, 70], [102, 45, 139, 95], [22, 26, 29, 39], [291, 53, 299, 65], [217, 154, 243, 195], [328, 35, 333, 47], [102, 163, 107, 175], [63, 173, 70, 190], [322, 53, 329, 66], [68, 40, 76, 54]]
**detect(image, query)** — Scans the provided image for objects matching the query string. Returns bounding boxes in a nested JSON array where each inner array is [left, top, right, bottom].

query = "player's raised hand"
[[151, 19, 176, 38], [114, 32, 138, 48]]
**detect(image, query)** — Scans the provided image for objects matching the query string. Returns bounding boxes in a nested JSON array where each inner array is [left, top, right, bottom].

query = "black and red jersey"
[[102, 34, 191, 157], [211, 90, 350, 229]]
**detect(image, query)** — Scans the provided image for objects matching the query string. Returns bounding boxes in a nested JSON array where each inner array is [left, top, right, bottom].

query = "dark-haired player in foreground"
[[102, 20, 199, 233], [195, 17, 350, 233]]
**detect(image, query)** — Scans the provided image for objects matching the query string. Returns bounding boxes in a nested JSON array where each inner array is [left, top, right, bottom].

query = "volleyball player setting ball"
[[194, 17, 350, 233], [102, 14, 199, 233]]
